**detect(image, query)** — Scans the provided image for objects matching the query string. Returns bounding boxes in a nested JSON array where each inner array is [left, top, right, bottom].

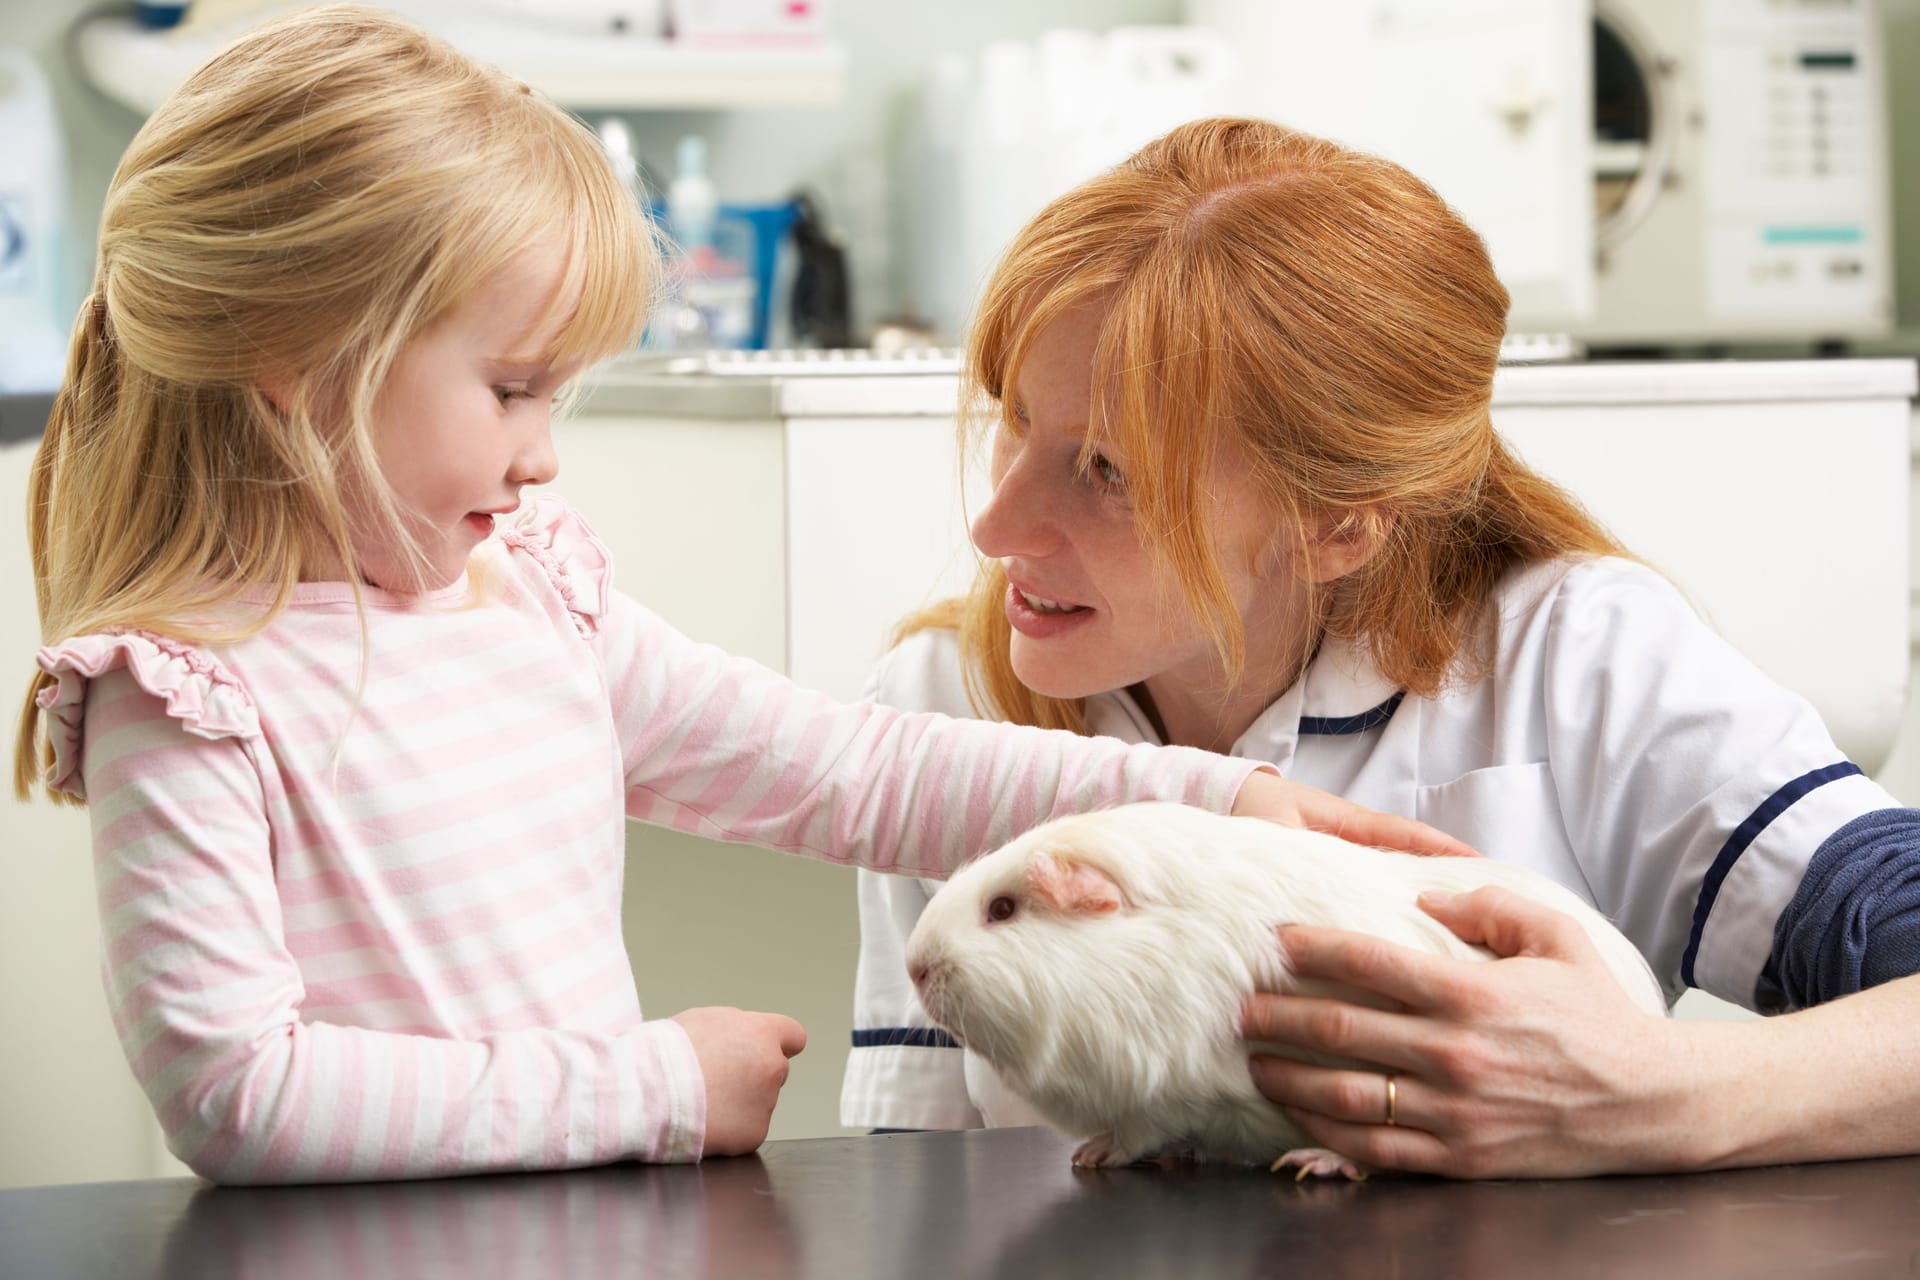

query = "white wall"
[[1880, 408, 1920, 803], [0, 441, 179, 1187]]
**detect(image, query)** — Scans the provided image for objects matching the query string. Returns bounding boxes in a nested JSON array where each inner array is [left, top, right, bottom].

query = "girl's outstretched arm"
[[1229, 770, 1479, 859], [597, 594, 1462, 871]]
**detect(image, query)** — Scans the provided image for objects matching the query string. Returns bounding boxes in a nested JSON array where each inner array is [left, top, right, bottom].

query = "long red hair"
[[906, 117, 1625, 734]]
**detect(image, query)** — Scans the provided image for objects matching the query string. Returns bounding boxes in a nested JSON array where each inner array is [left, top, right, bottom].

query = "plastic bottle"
[[660, 133, 754, 349], [666, 134, 718, 256], [596, 116, 641, 207], [0, 50, 70, 393]]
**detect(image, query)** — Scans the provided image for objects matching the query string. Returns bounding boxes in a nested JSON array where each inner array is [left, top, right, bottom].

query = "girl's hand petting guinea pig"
[[671, 1007, 808, 1156], [1230, 769, 1480, 859]]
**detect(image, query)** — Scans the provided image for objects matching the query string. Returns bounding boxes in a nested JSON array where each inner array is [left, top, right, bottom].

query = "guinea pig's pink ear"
[[1026, 851, 1126, 916]]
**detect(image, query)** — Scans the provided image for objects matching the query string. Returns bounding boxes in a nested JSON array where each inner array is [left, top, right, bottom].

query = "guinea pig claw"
[[1271, 1147, 1368, 1182], [1071, 1134, 1133, 1169]]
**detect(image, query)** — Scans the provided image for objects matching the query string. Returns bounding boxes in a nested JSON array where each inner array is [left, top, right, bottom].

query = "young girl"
[[844, 117, 1920, 1175], [11, 9, 1456, 1186]]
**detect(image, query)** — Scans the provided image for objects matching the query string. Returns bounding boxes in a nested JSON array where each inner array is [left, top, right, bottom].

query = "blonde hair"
[[911, 117, 1627, 734], [15, 3, 657, 799]]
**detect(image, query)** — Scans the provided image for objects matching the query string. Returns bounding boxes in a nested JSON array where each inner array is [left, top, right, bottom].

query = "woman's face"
[[969, 302, 1318, 735]]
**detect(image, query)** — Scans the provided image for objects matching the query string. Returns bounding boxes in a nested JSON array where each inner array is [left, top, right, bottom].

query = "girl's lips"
[[463, 512, 496, 536], [1004, 583, 1096, 640]]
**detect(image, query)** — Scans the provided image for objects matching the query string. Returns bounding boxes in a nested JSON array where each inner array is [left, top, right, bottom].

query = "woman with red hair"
[[845, 116, 1920, 1176]]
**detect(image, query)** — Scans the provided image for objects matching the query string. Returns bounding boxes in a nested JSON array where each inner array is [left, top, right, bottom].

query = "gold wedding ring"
[[1384, 1073, 1398, 1126]]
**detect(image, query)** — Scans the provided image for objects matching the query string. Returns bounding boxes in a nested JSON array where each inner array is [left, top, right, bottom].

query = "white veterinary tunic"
[[842, 555, 1908, 1132]]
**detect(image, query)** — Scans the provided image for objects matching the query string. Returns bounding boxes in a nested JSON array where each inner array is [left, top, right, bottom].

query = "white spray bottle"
[[666, 133, 718, 258], [663, 134, 753, 347]]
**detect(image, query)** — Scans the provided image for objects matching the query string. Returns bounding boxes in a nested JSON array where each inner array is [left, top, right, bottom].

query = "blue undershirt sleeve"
[[1758, 808, 1920, 1012]]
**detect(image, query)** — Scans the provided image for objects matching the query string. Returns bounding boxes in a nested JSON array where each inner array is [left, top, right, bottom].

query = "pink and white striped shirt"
[[36, 497, 1259, 1185]]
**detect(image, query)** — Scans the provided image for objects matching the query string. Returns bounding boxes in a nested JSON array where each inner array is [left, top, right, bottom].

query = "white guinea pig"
[[903, 802, 1667, 1174]]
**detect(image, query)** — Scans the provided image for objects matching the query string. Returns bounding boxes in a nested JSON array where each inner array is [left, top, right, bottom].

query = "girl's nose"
[[514, 419, 560, 487]]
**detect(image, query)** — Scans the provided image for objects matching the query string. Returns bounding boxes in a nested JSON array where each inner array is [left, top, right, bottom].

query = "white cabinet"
[[546, 361, 982, 1147], [573, 354, 1915, 771], [564, 358, 981, 703], [1492, 358, 1914, 773]]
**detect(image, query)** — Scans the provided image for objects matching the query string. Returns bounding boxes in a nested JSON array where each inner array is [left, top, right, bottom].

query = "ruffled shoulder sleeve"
[[494, 493, 615, 638], [35, 630, 260, 798]]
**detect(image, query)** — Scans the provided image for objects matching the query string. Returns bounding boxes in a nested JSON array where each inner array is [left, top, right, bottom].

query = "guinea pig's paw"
[[1269, 1147, 1368, 1182], [1070, 1133, 1139, 1169]]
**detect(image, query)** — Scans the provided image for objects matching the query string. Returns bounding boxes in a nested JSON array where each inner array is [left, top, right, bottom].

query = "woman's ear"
[[1299, 507, 1394, 584]]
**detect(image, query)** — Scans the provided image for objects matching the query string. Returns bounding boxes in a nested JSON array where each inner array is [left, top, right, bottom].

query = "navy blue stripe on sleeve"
[[1680, 761, 1863, 989], [851, 1027, 960, 1050], [1758, 807, 1920, 1011]]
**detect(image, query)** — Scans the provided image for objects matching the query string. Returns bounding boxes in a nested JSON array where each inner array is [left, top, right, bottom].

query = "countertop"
[[5, 1126, 1919, 1279], [576, 352, 1920, 420], [7, 358, 1916, 437]]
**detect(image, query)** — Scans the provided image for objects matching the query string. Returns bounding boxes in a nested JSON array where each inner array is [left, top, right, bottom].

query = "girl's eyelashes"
[[494, 376, 573, 407]]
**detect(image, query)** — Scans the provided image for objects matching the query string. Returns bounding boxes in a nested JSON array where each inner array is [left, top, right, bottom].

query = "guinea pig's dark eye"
[[986, 894, 1018, 924]]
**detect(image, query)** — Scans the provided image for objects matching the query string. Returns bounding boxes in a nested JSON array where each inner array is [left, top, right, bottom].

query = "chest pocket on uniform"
[[1416, 762, 1595, 903]]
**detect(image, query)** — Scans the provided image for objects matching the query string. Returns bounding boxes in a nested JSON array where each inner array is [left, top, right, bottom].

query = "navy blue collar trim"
[[1299, 691, 1405, 736]]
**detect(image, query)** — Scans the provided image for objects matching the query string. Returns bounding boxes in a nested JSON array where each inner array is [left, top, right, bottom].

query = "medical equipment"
[[1186, 0, 1895, 349]]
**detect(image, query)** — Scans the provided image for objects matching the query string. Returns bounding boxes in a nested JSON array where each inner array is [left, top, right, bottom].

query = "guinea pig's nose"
[[907, 959, 930, 988]]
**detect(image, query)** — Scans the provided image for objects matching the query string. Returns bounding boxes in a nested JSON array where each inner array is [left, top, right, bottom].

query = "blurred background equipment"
[[788, 192, 853, 349], [904, 25, 1236, 347], [0, 48, 69, 393], [1186, 0, 1896, 352]]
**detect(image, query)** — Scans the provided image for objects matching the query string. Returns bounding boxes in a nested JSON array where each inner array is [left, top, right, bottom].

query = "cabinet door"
[[1495, 395, 1910, 772], [1187, 0, 1594, 323], [547, 415, 788, 669], [785, 416, 985, 702]]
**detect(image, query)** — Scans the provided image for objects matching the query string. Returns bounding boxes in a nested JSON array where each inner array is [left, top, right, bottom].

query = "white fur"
[[904, 802, 1667, 1168]]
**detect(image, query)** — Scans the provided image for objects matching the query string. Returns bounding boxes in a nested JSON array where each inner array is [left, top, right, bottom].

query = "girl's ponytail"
[[13, 294, 118, 800]]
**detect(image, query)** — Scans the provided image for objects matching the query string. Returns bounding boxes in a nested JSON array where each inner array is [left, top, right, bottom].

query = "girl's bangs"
[[549, 165, 653, 368], [499, 118, 654, 371]]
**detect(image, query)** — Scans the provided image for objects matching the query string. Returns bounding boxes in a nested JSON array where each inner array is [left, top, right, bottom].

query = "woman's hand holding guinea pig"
[[671, 1007, 808, 1156], [1229, 769, 1480, 860], [1242, 886, 1700, 1178]]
